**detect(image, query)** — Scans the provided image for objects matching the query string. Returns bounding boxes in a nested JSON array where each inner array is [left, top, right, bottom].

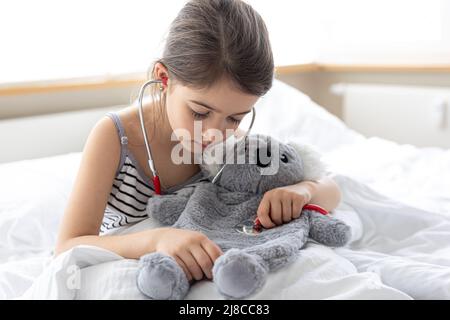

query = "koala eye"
[[281, 153, 288, 163]]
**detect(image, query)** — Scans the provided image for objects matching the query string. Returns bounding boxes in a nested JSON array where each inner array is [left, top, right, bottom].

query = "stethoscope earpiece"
[[159, 76, 168, 91], [161, 76, 168, 87]]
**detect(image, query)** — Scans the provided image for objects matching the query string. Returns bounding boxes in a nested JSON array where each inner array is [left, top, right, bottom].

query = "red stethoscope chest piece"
[[236, 204, 329, 236]]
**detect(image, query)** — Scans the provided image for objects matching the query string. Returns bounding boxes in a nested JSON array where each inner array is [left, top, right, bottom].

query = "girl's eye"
[[190, 108, 240, 125], [228, 117, 241, 125], [191, 110, 209, 120]]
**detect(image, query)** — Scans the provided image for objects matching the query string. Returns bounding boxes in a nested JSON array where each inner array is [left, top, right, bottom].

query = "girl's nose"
[[202, 119, 228, 143], [202, 129, 221, 145]]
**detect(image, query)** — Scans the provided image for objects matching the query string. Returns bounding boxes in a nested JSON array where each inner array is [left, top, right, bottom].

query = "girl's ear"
[[287, 142, 327, 181], [153, 62, 170, 82]]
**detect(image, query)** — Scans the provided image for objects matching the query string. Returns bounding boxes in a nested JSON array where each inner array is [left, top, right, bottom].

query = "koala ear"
[[287, 142, 327, 181]]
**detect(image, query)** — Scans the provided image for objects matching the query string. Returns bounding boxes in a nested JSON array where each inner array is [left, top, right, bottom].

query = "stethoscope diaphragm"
[[234, 218, 263, 236], [234, 204, 329, 236]]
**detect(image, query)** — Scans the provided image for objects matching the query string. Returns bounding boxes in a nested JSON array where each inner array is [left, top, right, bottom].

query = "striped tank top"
[[100, 111, 207, 234]]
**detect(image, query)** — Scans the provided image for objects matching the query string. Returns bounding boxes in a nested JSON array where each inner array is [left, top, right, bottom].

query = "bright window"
[[0, 0, 448, 85]]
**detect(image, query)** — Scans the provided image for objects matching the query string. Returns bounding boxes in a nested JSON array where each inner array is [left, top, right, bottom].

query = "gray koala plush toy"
[[137, 134, 351, 300]]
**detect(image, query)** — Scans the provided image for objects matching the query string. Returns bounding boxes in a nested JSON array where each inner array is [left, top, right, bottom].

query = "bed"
[[1, 80, 450, 300]]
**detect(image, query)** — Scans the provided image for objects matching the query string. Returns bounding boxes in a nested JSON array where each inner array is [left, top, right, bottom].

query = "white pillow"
[[0, 152, 81, 261], [251, 79, 364, 153]]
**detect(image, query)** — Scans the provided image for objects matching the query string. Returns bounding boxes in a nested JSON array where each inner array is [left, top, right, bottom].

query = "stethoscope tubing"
[[137, 79, 163, 194]]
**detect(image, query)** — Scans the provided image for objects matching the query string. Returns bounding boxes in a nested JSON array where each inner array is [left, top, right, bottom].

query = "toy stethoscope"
[[137, 77, 328, 235]]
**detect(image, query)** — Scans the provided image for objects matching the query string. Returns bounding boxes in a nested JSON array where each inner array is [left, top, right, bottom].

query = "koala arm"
[[306, 210, 351, 247], [146, 186, 195, 225]]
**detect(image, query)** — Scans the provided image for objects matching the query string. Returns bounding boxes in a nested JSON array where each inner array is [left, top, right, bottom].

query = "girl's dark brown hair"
[[133, 0, 274, 136]]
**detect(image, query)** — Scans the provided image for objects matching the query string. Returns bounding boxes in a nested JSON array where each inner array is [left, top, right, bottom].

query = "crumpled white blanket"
[[20, 173, 450, 300]]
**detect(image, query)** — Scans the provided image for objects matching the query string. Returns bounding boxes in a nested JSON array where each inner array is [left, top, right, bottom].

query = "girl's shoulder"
[[113, 104, 147, 147], [116, 99, 160, 148]]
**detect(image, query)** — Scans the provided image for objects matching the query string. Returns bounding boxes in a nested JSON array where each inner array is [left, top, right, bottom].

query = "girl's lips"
[[187, 140, 209, 150], [186, 140, 220, 151]]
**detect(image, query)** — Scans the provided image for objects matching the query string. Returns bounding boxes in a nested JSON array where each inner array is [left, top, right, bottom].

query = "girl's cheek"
[[167, 103, 195, 137]]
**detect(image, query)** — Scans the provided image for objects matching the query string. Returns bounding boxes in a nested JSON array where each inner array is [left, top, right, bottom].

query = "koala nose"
[[256, 148, 271, 168]]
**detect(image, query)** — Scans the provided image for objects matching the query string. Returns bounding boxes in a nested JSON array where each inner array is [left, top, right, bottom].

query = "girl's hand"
[[152, 228, 223, 282], [256, 183, 314, 229]]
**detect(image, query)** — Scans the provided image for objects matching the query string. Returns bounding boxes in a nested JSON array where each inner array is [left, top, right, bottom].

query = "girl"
[[55, 0, 341, 282]]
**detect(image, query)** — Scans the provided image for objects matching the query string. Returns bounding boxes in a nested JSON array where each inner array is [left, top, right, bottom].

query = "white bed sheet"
[[1, 80, 449, 299], [323, 137, 450, 216], [17, 173, 450, 300]]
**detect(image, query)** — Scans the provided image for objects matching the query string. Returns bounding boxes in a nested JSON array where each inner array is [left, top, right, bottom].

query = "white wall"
[[0, 105, 123, 163], [334, 83, 450, 148], [278, 72, 450, 148]]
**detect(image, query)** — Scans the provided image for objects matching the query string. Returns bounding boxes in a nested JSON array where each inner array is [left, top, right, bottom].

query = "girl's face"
[[165, 76, 259, 154]]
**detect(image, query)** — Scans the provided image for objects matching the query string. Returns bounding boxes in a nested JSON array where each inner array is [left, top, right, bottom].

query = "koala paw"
[[213, 249, 268, 299], [137, 252, 189, 300]]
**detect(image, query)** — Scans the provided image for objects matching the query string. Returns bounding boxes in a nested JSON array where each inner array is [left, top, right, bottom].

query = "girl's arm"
[[295, 176, 342, 212], [54, 115, 154, 258], [55, 116, 222, 282], [55, 229, 162, 259]]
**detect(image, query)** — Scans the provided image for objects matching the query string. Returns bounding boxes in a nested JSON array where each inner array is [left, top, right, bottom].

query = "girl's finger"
[[174, 255, 193, 282], [292, 197, 303, 219], [282, 196, 293, 222], [270, 199, 283, 225], [201, 239, 223, 264], [257, 197, 276, 228], [177, 250, 204, 281], [190, 246, 214, 280]]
